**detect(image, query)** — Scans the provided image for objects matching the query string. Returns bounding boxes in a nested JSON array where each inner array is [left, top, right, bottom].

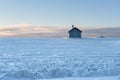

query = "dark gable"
[[68, 27, 82, 33]]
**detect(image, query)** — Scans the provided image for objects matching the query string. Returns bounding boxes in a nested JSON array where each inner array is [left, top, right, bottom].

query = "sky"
[[0, 0, 120, 38]]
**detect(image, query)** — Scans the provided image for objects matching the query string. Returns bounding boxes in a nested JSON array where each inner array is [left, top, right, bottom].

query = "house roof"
[[68, 27, 82, 33]]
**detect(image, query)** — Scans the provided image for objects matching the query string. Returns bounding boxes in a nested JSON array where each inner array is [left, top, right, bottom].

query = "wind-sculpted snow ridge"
[[0, 38, 120, 80]]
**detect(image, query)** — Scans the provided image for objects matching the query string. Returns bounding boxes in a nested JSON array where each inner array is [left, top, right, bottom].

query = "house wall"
[[69, 29, 82, 38]]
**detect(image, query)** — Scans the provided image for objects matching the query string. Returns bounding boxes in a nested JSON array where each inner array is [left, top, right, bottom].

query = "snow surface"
[[42, 76, 120, 80], [0, 38, 120, 80]]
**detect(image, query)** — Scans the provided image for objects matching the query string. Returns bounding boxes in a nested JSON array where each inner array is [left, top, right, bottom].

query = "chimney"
[[72, 25, 74, 29]]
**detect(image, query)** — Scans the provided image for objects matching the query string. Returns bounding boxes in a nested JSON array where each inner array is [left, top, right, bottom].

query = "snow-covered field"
[[0, 38, 120, 80]]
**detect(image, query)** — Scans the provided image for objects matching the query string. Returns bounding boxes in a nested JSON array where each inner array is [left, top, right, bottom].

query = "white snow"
[[0, 38, 120, 80], [41, 76, 120, 80]]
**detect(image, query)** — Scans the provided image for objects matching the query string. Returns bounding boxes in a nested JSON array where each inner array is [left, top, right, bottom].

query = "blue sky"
[[0, 0, 120, 27]]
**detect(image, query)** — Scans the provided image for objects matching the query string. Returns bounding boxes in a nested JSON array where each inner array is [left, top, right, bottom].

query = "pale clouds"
[[0, 24, 120, 38], [0, 24, 68, 38], [83, 27, 120, 38]]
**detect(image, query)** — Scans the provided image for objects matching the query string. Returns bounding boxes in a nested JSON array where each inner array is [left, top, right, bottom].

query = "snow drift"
[[0, 38, 120, 80]]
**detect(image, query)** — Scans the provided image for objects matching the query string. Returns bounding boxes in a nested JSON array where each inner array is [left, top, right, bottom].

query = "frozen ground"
[[0, 38, 120, 80]]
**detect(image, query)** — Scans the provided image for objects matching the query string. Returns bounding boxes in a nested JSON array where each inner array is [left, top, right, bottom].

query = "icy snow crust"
[[0, 38, 120, 80]]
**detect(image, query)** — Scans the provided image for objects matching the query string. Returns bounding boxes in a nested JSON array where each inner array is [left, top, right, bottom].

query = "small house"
[[68, 25, 82, 38]]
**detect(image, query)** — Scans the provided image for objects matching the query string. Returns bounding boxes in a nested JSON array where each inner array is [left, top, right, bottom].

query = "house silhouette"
[[68, 25, 82, 38]]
